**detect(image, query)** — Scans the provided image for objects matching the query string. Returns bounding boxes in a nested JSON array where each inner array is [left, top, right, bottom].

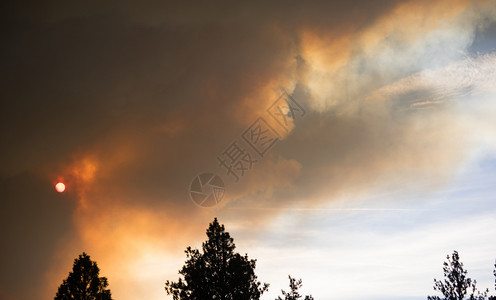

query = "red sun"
[[55, 182, 66, 193]]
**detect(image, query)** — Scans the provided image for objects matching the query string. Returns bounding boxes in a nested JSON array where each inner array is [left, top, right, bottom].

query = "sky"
[[1, 0, 496, 299]]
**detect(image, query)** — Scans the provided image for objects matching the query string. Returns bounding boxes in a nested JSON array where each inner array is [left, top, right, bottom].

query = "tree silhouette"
[[428, 250, 487, 300], [490, 261, 496, 300], [165, 218, 269, 300], [55, 252, 112, 300], [276, 275, 314, 300]]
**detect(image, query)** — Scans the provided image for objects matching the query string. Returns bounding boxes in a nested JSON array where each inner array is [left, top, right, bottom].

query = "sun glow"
[[55, 182, 66, 193]]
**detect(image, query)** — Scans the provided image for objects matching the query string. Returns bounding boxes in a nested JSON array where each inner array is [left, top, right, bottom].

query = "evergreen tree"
[[276, 275, 314, 300], [55, 252, 112, 300], [428, 251, 487, 300], [165, 218, 269, 300], [489, 261, 496, 300]]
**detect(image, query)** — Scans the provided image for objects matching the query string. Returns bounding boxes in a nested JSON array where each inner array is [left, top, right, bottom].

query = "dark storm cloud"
[[0, 1, 403, 297], [3, 1, 495, 299], [0, 172, 76, 299], [0, 0, 407, 213], [0, 0, 403, 174]]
